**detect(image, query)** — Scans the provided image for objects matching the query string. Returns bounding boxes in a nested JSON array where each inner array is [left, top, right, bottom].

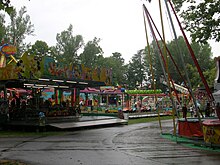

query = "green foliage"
[[4, 6, 34, 57], [146, 40, 168, 91], [0, 0, 14, 15], [128, 115, 173, 125], [0, 14, 6, 42], [172, 0, 220, 43], [143, 36, 215, 91], [186, 64, 202, 89], [28, 40, 49, 55], [101, 52, 126, 86], [55, 24, 84, 64], [79, 37, 103, 68], [203, 63, 216, 88], [27, 40, 57, 60], [125, 49, 148, 89]]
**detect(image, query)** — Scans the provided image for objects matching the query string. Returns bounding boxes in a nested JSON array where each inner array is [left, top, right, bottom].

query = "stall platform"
[[49, 117, 127, 129], [178, 118, 204, 138], [3, 115, 128, 131]]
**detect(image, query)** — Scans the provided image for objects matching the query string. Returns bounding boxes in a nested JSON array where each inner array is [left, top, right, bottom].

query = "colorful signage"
[[1, 44, 17, 56], [0, 52, 112, 85], [100, 86, 115, 91], [203, 125, 220, 144], [203, 119, 220, 144]]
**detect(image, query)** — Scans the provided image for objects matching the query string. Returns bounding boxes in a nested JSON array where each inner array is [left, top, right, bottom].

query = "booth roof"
[[0, 79, 106, 89], [80, 87, 100, 93], [80, 87, 123, 94]]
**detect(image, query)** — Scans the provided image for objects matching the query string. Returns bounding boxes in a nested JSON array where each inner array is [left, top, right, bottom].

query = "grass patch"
[[128, 115, 173, 125], [0, 130, 66, 138], [0, 159, 28, 165]]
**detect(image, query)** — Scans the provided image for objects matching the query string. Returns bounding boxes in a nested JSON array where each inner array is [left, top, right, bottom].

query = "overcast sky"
[[9, 0, 219, 63]]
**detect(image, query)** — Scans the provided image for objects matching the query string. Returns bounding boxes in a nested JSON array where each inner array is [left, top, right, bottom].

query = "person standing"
[[182, 104, 187, 119], [136, 99, 141, 113], [14, 94, 20, 109], [205, 102, 211, 117], [189, 106, 193, 117], [215, 102, 220, 120]]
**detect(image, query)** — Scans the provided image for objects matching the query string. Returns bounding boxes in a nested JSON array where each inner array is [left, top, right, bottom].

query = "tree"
[[186, 64, 202, 89], [172, 0, 220, 43], [146, 36, 215, 91], [5, 6, 34, 57], [204, 66, 216, 88], [28, 40, 55, 57], [0, 14, 6, 42], [126, 49, 147, 89], [0, 0, 14, 14], [165, 36, 213, 84], [79, 37, 103, 68], [147, 40, 168, 91], [55, 24, 84, 64], [167, 37, 214, 88], [101, 52, 126, 86]]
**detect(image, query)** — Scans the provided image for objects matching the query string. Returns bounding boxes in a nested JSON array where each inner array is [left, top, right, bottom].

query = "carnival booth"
[[125, 89, 165, 113], [177, 89, 207, 138], [178, 118, 204, 138], [79, 87, 100, 112], [99, 86, 125, 113], [200, 56, 220, 145], [80, 86, 125, 113], [203, 119, 220, 144], [0, 43, 112, 127]]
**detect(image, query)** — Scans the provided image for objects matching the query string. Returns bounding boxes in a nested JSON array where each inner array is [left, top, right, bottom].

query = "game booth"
[[79, 86, 126, 114], [124, 89, 166, 113], [0, 43, 112, 128]]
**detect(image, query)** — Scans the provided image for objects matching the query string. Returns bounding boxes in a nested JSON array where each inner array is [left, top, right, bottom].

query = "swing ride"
[[143, 0, 220, 147]]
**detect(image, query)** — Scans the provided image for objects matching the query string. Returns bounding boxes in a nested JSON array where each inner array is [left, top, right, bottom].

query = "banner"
[[0, 52, 112, 85], [203, 125, 220, 144]]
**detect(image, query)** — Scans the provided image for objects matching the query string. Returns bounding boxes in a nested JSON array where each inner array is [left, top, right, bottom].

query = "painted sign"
[[1, 44, 17, 56], [0, 44, 17, 68], [203, 124, 220, 144], [41, 88, 54, 101], [0, 52, 112, 85], [100, 86, 115, 91]]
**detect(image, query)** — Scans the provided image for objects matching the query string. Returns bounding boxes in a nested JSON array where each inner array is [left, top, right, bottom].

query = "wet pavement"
[[0, 119, 220, 165]]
